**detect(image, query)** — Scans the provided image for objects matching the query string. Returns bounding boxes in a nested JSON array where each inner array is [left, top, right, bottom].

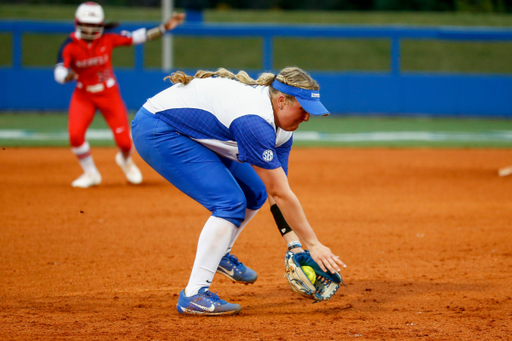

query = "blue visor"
[[271, 80, 329, 116]]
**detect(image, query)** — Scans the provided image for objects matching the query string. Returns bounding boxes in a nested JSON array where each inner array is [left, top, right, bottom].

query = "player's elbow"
[[266, 186, 293, 204]]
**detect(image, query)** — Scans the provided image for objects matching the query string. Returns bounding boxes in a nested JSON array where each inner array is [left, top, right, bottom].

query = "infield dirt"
[[1, 147, 511, 340]]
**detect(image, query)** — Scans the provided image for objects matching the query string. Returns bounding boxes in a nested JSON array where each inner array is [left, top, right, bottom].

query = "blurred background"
[[3, 0, 512, 11], [1, 0, 512, 148]]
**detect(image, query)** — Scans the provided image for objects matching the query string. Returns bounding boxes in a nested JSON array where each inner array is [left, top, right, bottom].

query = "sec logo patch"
[[262, 149, 274, 162]]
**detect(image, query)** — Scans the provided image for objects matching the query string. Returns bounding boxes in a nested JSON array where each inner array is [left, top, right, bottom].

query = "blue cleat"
[[216, 253, 258, 284], [176, 287, 241, 316]]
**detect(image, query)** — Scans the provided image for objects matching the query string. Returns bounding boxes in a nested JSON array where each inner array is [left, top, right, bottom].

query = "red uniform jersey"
[[57, 32, 134, 90], [57, 32, 135, 152]]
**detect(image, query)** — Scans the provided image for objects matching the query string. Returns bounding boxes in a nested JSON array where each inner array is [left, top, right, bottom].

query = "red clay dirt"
[[1, 147, 511, 340]]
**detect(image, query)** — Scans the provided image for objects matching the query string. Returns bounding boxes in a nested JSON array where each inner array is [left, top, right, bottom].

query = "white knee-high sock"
[[71, 141, 99, 174], [225, 209, 259, 255], [185, 216, 237, 297]]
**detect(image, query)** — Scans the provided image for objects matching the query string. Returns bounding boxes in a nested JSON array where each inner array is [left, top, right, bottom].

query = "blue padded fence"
[[1, 20, 512, 116]]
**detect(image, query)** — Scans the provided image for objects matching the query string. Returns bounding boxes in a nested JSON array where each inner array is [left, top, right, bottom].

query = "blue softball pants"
[[131, 107, 267, 227]]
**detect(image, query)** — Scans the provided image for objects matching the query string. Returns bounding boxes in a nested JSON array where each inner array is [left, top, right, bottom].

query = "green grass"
[[0, 33, 11, 66], [305, 115, 512, 133], [2, 5, 512, 72], [206, 10, 512, 26], [2, 5, 512, 26], [292, 115, 512, 147], [169, 37, 262, 70], [1, 113, 512, 148], [274, 38, 391, 71], [0, 113, 133, 147], [402, 40, 512, 73]]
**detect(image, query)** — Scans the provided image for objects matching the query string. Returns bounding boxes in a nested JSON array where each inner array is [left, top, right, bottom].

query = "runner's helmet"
[[75, 2, 104, 40]]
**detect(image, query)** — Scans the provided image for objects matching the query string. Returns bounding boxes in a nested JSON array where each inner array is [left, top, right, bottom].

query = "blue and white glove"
[[284, 250, 345, 303]]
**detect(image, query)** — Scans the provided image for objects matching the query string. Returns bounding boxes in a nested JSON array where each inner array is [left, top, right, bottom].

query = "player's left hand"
[[163, 12, 186, 31], [64, 70, 78, 82]]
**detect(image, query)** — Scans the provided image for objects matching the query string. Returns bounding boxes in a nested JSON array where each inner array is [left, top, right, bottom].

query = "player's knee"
[[114, 134, 132, 152], [246, 183, 267, 210], [69, 134, 85, 148], [213, 196, 247, 228]]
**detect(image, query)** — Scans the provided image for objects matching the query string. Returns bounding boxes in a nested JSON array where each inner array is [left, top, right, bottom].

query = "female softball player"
[[54, 2, 185, 188], [131, 67, 346, 315]]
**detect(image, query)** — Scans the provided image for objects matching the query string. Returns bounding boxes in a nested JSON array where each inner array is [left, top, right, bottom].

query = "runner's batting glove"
[[284, 250, 345, 303]]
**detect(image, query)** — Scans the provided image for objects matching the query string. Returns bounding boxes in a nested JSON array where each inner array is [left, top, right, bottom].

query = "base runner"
[[54, 2, 185, 188]]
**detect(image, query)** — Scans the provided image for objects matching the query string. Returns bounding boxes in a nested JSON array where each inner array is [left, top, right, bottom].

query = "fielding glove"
[[284, 250, 345, 303]]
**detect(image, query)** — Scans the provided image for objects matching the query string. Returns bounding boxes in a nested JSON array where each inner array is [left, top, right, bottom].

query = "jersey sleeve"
[[230, 115, 282, 170], [107, 33, 134, 47], [276, 136, 293, 176]]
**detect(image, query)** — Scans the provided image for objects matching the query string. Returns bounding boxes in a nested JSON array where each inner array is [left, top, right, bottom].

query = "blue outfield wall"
[[0, 68, 175, 112], [1, 21, 512, 117], [2, 68, 512, 117], [315, 72, 512, 116]]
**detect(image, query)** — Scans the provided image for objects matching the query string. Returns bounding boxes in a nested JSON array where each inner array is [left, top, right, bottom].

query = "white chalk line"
[[2, 129, 512, 142]]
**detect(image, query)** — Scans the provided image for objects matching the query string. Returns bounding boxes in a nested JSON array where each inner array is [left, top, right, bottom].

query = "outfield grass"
[[3, 5, 512, 26], [294, 115, 512, 147], [1, 113, 512, 148], [1, 5, 512, 72]]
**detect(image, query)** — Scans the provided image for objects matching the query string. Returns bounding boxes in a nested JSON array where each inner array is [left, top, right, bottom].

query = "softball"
[[301, 266, 316, 284]]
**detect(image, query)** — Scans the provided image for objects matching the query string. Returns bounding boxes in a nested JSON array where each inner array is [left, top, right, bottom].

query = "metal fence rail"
[[3, 20, 512, 72], [1, 20, 512, 116]]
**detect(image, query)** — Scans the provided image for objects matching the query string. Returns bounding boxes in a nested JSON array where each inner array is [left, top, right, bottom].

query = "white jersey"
[[142, 77, 293, 172]]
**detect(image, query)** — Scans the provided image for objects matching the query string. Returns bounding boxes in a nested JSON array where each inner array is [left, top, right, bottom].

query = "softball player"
[[131, 67, 346, 315], [54, 2, 185, 188]]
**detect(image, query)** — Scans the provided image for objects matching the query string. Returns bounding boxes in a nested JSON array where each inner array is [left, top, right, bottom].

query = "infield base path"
[[1, 147, 511, 340]]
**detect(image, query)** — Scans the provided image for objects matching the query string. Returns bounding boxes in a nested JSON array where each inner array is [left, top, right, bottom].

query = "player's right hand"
[[308, 243, 346, 274], [164, 12, 186, 31]]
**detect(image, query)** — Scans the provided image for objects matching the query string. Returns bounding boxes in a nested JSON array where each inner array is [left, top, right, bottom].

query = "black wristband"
[[271, 204, 292, 236]]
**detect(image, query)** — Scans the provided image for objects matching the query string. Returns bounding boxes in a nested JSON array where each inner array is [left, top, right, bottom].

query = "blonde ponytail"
[[164, 71, 195, 85], [165, 67, 319, 94]]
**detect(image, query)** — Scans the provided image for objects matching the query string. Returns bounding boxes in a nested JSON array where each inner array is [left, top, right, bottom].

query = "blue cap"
[[271, 80, 329, 116]]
